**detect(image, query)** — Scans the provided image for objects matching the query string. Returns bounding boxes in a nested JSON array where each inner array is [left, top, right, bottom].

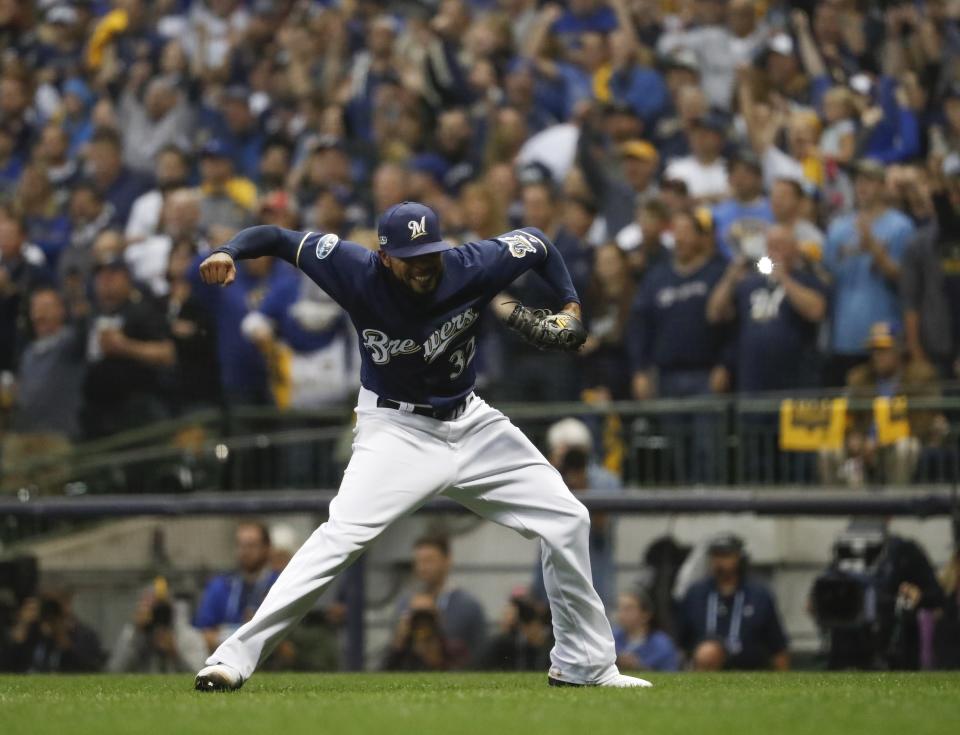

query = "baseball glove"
[[505, 303, 587, 351]]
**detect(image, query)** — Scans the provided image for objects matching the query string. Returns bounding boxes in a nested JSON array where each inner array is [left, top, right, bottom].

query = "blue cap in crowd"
[[377, 201, 451, 259], [200, 138, 233, 159]]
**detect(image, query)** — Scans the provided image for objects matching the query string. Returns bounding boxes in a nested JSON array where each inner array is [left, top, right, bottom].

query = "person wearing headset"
[[676, 533, 790, 671]]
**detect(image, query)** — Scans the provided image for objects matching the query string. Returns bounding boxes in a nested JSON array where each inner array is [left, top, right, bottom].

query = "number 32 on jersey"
[[448, 337, 476, 379]]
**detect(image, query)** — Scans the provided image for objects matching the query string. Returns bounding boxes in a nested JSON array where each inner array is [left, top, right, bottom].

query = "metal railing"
[[3, 394, 959, 497]]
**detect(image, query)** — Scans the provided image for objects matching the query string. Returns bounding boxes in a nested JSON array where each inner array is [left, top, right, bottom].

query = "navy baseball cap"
[[377, 201, 451, 258]]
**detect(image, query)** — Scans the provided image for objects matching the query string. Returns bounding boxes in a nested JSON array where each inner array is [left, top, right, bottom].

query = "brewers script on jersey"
[[194, 201, 651, 690]]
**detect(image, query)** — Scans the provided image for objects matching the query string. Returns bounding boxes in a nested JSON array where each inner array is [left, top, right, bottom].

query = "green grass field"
[[2, 672, 959, 735]]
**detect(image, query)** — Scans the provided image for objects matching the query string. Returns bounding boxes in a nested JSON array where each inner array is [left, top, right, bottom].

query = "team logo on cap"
[[407, 216, 428, 240], [316, 234, 339, 259]]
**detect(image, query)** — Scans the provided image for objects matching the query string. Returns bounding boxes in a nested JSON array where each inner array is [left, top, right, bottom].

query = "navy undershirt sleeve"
[[214, 226, 307, 265], [533, 237, 580, 306]]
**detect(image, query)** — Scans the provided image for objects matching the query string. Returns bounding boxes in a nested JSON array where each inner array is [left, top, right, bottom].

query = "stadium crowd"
[[0, 0, 959, 470]]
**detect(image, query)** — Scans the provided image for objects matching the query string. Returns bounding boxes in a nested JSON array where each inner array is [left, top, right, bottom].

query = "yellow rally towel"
[[874, 396, 910, 446], [85, 9, 128, 70], [779, 398, 847, 451]]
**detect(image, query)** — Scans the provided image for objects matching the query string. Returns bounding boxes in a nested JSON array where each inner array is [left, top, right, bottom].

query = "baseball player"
[[194, 201, 652, 690]]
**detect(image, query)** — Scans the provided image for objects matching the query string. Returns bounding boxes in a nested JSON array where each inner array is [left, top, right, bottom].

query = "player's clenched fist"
[[199, 252, 237, 286]]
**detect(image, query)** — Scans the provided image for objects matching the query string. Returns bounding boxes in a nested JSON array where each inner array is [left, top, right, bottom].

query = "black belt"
[[376, 394, 472, 421]]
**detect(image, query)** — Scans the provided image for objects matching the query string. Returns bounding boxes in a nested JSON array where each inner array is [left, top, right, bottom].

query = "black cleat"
[[548, 676, 584, 688]]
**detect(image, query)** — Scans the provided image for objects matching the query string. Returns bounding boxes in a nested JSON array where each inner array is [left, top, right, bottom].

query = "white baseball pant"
[[207, 388, 618, 683]]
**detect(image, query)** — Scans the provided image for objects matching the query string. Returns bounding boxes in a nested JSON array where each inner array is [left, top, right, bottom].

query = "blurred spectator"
[[822, 159, 915, 386], [3, 590, 104, 673], [0, 206, 49, 373], [81, 258, 174, 438], [257, 138, 294, 197], [190, 252, 290, 407], [194, 521, 280, 655], [663, 113, 729, 202], [201, 86, 262, 182], [0, 121, 25, 197], [1, 288, 84, 491], [654, 76, 708, 162], [819, 322, 946, 488], [198, 139, 256, 233], [125, 146, 193, 245], [629, 209, 728, 402], [34, 124, 79, 198], [769, 177, 824, 260], [578, 116, 660, 240], [711, 151, 772, 260], [126, 188, 204, 297], [892, 164, 955, 378], [58, 180, 117, 285], [392, 536, 486, 670], [17, 162, 72, 268], [580, 244, 635, 399], [83, 127, 152, 227], [120, 76, 194, 175], [384, 592, 452, 672], [59, 77, 96, 157], [108, 584, 207, 674], [707, 225, 828, 394], [482, 588, 553, 672], [241, 267, 356, 411], [164, 238, 220, 414], [612, 589, 679, 672], [531, 418, 622, 608], [615, 198, 671, 281], [678, 534, 789, 671]]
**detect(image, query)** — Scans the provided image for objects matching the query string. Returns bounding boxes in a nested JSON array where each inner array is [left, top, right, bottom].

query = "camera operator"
[[4, 589, 103, 673], [812, 522, 944, 670], [482, 588, 553, 671], [108, 582, 207, 673], [677, 534, 790, 671], [383, 593, 452, 671], [390, 536, 486, 670]]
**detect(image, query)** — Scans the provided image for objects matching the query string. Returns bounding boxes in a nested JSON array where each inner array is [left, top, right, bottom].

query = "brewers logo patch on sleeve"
[[498, 230, 543, 258], [316, 234, 340, 260]]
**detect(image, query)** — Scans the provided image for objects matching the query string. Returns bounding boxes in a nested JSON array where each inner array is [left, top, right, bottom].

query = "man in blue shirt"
[[711, 151, 773, 260], [628, 208, 729, 483], [823, 159, 915, 385], [193, 201, 649, 690], [194, 521, 280, 655], [678, 534, 790, 671]]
